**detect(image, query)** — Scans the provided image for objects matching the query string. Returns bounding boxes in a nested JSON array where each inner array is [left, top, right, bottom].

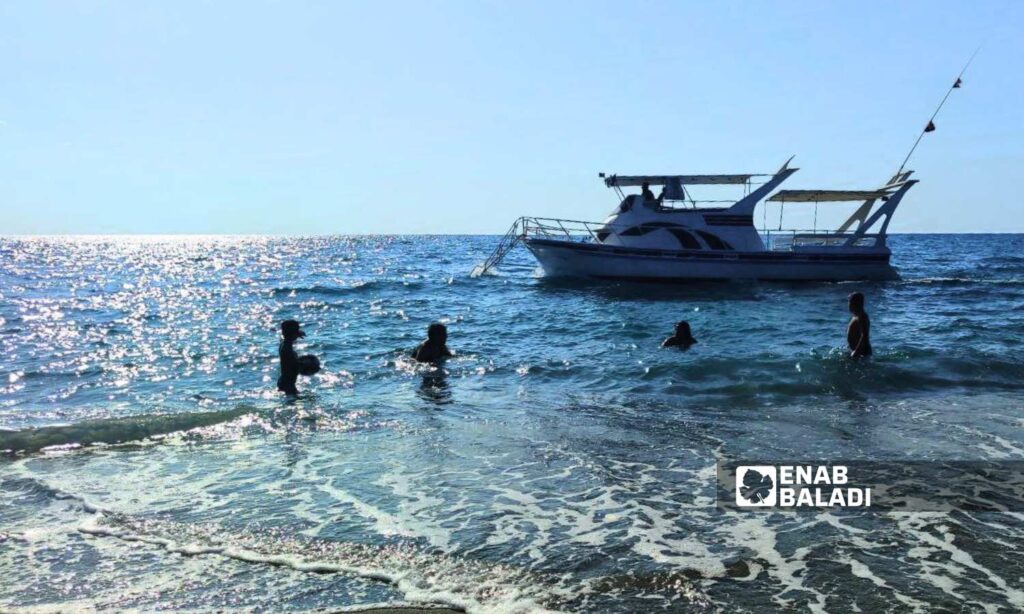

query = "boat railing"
[[521, 216, 603, 243], [472, 216, 603, 276]]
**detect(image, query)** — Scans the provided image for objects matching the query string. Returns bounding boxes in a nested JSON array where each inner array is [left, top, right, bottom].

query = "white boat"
[[474, 159, 918, 282]]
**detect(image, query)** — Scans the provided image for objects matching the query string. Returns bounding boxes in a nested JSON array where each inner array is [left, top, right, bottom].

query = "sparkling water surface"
[[2, 234, 1024, 612]]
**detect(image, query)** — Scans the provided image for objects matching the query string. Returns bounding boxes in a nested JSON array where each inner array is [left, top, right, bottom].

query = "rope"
[[896, 46, 980, 176]]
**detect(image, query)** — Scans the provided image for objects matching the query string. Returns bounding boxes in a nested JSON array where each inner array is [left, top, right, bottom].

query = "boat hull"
[[524, 238, 897, 282]]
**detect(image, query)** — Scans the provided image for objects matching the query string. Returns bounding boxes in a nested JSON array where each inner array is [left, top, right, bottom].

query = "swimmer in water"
[[662, 320, 697, 349], [412, 322, 453, 363], [277, 319, 305, 395], [847, 292, 872, 358]]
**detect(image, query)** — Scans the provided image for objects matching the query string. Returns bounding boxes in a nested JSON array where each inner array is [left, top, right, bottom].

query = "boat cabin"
[[587, 164, 916, 254], [593, 161, 799, 252]]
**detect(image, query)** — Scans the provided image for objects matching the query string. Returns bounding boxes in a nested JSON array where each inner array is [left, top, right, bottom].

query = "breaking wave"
[[0, 406, 256, 454]]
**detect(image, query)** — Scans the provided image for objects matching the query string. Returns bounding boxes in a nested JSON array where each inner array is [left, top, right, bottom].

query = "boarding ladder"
[[471, 217, 527, 277]]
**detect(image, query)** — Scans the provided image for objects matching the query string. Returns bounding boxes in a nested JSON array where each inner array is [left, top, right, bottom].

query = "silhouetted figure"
[[277, 320, 305, 395], [662, 320, 697, 349], [847, 292, 872, 358], [640, 182, 656, 202], [412, 323, 453, 363]]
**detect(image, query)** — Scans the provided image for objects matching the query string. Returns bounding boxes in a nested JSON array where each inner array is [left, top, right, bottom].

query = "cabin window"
[[669, 229, 701, 249], [620, 225, 653, 236], [596, 231, 611, 242], [696, 230, 733, 250]]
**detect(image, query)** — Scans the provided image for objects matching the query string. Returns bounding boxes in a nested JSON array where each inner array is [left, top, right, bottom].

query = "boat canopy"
[[603, 174, 761, 187], [768, 189, 892, 202]]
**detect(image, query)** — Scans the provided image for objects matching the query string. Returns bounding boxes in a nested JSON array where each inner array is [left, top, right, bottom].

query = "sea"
[[2, 234, 1024, 613]]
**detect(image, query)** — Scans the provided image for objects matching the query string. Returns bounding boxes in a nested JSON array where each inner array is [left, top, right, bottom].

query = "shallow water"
[[2, 234, 1024, 612]]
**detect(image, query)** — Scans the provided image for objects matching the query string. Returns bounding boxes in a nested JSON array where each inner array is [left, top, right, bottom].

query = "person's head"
[[848, 292, 865, 314], [674, 320, 694, 341], [641, 182, 650, 191], [427, 322, 448, 344], [281, 319, 305, 341]]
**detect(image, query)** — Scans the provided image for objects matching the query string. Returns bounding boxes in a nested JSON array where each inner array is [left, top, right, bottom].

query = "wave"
[[273, 282, 381, 296], [979, 254, 1024, 266], [272, 279, 429, 297], [550, 348, 1024, 403], [1, 474, 101, 514], [73, 512, 553, 613], [347, 343, 1024, 404], [899, 277, 1024, 287], [0, 406, 255, 455], [0, 475, 484, 612]]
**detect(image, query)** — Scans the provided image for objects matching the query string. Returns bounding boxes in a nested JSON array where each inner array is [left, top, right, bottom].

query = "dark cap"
[[281, 319, 305, 337]]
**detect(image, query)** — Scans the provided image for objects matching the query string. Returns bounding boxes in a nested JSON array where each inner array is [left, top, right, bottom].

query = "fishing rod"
[[895, 46, 980, 178]]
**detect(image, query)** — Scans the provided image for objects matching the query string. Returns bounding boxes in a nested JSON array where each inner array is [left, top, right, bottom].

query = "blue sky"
[[1, 1, 1021, 234]]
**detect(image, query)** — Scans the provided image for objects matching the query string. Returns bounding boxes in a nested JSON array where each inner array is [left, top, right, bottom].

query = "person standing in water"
[[847, 292, 872, 358], [662, 321, 697, 349], [277, 319, 305, 395], [412, 322, 453, 363]]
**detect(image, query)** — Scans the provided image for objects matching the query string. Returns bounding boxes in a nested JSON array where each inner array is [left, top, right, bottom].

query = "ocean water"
[[2, 234, 1024, 613]]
